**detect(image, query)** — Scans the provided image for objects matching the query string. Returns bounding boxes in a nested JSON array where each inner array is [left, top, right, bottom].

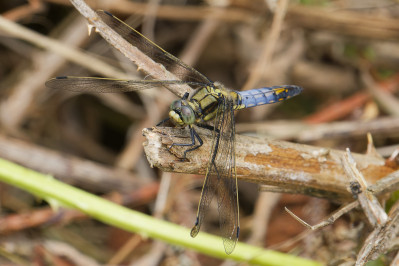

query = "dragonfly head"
[[169, 99, 195, 126]]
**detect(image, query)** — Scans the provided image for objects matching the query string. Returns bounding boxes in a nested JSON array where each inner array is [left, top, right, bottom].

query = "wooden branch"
[[69, 0, 190, 98], [143, 127, 397, 201]]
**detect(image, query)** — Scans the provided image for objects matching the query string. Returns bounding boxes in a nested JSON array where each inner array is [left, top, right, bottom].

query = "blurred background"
[[0, 0, 399, 265]]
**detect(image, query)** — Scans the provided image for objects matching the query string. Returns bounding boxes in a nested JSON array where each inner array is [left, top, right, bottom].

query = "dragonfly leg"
[[168, 125, 203, 160], [196, 124, 222, 178], [156, 117, 170, 126], [182, 128, 203, 159], [182, 92, 189, 100], [196, 124, 214, 131]]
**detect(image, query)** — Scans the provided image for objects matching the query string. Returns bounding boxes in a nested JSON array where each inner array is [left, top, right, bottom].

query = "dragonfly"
[[46, 10, 303, 254]]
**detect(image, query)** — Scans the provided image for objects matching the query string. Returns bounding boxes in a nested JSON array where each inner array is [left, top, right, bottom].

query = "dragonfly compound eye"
[[180, 106, 195, 125], [170, 100, 182, 110], [169, 100, 194, 126]]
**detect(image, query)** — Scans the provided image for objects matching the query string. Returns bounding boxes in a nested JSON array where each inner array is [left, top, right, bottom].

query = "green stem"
[[0, 158, 321, 265]]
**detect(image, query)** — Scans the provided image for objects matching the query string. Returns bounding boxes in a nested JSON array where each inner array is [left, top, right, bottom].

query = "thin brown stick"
[[362, 69, 399, 117], [178, 12, 220, 67], [42, 240, 100, 266], [2, 0, 44, 21], [356, 200, 399, 264], [287, 5, 399, 40], [271, 201, 360, 250], [247, 193, 281, 245], [242, 0, 288, 92], [45, 0, 255, 23], [285, 201, 359, 230], [236, 117, 399, 142], [107, 235, 142, 265]]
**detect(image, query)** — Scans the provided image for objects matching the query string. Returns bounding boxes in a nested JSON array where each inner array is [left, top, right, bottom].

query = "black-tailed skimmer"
[[46, 10, 303, 254]]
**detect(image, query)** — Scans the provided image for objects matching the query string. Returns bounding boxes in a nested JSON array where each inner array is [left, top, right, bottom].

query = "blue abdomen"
[[236, 85, 302, 109]]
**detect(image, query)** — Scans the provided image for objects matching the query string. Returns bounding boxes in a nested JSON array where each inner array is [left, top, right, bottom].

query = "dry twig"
[[355, 202, 399, 264], [342, 148, 388, 226]]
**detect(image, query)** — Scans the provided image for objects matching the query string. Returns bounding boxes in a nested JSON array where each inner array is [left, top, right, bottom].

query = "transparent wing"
[[45, 76, 204, 93], [97, 10, 212, 85], [190, 95, 239, 254]]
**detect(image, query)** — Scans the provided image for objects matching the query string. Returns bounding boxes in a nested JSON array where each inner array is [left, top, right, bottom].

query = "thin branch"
[[341, 148, 388, 226], [287, 5, 399, 40], [45, 0, 255, 23], [236, 117, 399, 142], [43, 240, 100, 266], [2, 0, 44, 21], [243, 0, 288, 91], [356, 200, 399, 264], [285, 201, 359, 230], [247, 193, 281, 245], [362, 69, 399, 117]]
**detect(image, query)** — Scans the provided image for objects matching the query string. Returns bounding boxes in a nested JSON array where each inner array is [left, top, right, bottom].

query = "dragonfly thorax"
[[169, 99, 196, 126]]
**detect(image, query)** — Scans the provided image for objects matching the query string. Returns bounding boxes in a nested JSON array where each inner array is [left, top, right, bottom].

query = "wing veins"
[[97, 11, 212, 85], [45, 77, 206, 93], [191, 94, 239, 254]]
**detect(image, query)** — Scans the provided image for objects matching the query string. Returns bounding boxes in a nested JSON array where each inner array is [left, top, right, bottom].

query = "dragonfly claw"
[[167, 144, 188, 160]]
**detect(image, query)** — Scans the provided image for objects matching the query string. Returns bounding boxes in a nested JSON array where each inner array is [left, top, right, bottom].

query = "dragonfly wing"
[[213, 96, 239, 254], [45, 76, 202, 93], [190, 150, 218, 238], [191, 94, 239, 255], [97, 11, 212, 85]]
